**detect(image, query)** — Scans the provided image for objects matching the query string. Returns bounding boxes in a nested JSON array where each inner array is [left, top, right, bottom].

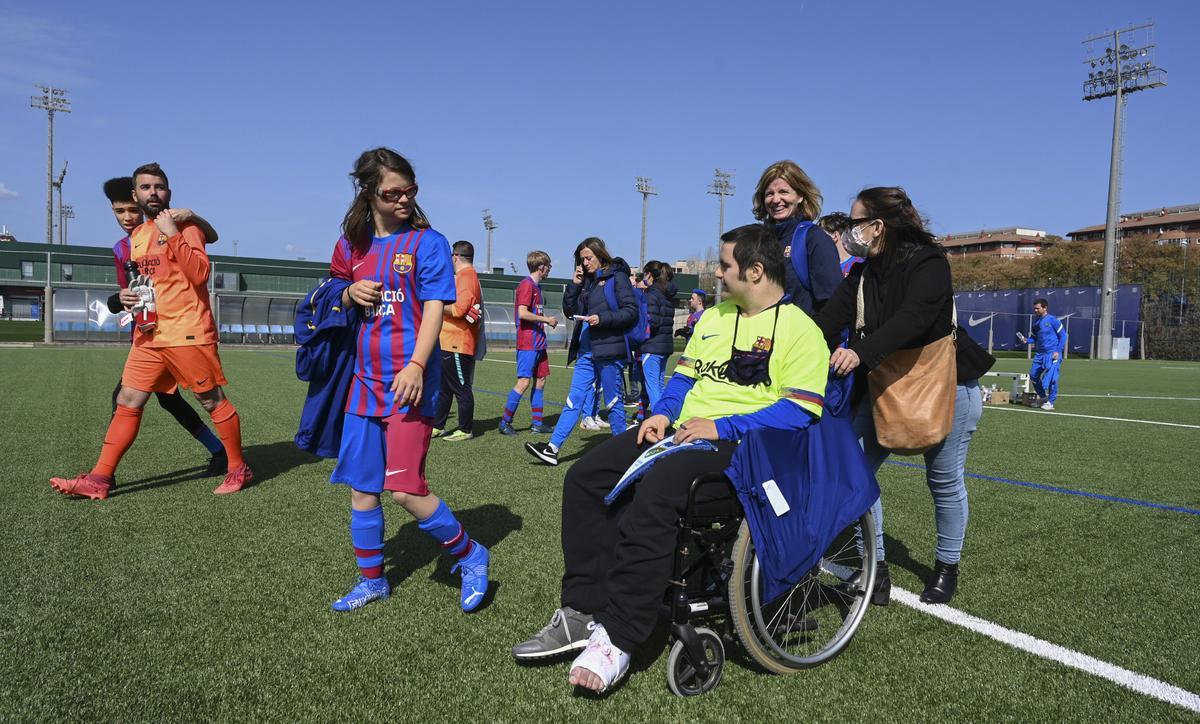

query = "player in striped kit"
[[327, 148, 489, 613], [499, 251, 557, 435]]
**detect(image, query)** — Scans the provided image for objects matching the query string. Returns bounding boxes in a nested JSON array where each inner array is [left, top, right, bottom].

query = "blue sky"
[[0, 0, 1195, 270]]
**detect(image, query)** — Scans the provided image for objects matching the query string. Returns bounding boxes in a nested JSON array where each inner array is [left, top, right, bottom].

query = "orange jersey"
[[439, 266, 482, 355], [129, 220, 216, 348]]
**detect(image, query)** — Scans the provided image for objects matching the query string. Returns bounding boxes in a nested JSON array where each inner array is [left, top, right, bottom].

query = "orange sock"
[[92, 405, 143, 478], [210, 399, 245, 471]]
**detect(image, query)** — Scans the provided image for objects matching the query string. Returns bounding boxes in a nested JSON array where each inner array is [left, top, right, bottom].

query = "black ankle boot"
[[871, 561, 891, 606], [920, 559, 959, 604]]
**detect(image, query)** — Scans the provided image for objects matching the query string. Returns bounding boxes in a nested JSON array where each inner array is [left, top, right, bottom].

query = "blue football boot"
[[453, 543, 490, 612], [331, 575, 390, 612]]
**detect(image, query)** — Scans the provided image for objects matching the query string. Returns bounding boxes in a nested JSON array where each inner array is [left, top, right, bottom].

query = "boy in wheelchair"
[[511, 225, 831, 693]]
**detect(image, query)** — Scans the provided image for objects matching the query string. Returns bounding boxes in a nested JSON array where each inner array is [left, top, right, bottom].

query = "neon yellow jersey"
[[675, 300, 829, 421]]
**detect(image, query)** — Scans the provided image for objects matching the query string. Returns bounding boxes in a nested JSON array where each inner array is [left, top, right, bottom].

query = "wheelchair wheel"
[[728, 513, 876, 673], [665, 627, 725, 697]]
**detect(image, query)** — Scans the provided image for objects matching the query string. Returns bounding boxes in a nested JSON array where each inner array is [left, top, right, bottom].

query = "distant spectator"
[[674, 288, 706, 341], [433, 240, 484, 441], [636, 260, 677, 420], [818, 211, 862, 277]]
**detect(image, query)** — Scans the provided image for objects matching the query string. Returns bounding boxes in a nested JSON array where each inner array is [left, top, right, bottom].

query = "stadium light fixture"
[[1080, 20, 1167, 359], [635, 176, 658, 270]]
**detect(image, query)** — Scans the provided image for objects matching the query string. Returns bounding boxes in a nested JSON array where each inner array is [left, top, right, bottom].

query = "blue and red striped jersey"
[[515, 276, 547, 351], [113, 237, 132, 288], [330, 226, 456, 417]]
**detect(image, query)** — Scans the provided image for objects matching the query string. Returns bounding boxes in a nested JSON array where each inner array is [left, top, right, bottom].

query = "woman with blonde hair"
[[752, 160, 843, 316]]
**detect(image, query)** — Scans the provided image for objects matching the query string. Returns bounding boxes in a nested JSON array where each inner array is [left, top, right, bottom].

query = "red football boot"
[[213, 463, 253, 495], [50, 473, 114, 500]]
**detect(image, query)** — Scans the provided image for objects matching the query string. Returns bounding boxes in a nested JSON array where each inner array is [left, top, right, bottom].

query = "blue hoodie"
[[294, 277, 359, 458], [725, 374, 880, 604]]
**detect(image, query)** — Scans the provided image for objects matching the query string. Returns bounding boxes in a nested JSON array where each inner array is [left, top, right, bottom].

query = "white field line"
[[479, 357, 572, 370], [983, 404, 1200, 429], [891, 588, 1200, 713], [1058, 394, 1200, 401], [1160, 367, 1197, 370]]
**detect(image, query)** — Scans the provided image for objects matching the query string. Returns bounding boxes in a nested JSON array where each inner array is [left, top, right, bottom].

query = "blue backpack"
[[789, 221, 814, 294], [603, 279, 651, 347]]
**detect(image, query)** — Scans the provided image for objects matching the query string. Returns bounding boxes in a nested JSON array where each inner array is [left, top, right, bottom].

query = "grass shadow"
[[115, 440, 323, 495], [882, 534, 932, 584], [382, 503, 523, 593]]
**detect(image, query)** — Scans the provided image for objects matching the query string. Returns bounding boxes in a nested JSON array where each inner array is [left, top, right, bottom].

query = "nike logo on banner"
[[968, 314, 995, 327], [385, 468, 408, 476], [701, 334, 719, 340]]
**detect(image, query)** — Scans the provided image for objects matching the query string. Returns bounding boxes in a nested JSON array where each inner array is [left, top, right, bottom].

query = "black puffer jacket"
[[640, 282, 677, 356], [564, 257, 638, 363]]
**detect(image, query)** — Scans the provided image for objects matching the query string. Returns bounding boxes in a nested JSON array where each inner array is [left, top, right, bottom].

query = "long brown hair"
[[855, 186, 940, 268], [341, 148, 430, 250], [752, 160, 823, 222]]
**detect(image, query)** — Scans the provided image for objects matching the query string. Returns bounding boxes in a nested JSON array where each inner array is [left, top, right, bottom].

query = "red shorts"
[[329, 411, 432, 496], [121, 343, 228, 394]]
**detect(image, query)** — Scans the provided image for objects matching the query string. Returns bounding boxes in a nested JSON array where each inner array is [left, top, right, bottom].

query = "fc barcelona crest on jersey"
[[753, 336, 773, 352], [393, 253, 414, 274]]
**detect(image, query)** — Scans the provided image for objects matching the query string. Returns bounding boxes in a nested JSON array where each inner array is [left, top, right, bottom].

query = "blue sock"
[[193, 425, 224, 455], [418, 499, 473, 560], [531, 389, 544, 426], [350, 506, 385, 579], [502, 389, 523, 424]]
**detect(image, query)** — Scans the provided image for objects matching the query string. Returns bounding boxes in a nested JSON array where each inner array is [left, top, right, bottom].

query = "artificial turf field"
[[1, 346, 1197, 721]]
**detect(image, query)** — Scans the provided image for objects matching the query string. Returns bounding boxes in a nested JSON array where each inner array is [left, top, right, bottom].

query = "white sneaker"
[[1041, 402, 1055, 410], [580, 416, 600, 431], [568, 623, 630, 694], [596, 417, 611, 429]]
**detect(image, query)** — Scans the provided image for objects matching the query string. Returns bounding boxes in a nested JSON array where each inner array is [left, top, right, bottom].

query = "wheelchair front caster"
[[666, 627, 725, 696]]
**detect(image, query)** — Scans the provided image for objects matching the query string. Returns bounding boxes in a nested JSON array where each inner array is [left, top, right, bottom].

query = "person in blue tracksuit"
[[637, 260, 677, 419], [1020, 297, 1066, 410], [524, 238, 637, 465]]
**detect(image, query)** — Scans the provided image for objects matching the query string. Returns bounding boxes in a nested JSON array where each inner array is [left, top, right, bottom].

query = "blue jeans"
[[853, 379, 982, 565], [551, 353, 627, 448], [1030, 354, 1061, 404], [640, 353, 667, 412]]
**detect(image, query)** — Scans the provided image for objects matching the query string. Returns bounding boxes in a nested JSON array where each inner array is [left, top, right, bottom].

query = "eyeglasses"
[[375, 184, 419, 203], [849, 217, 877, 225]]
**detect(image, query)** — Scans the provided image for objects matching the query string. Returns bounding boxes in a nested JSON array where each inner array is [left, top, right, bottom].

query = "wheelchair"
[[661, 472, 877, 697]]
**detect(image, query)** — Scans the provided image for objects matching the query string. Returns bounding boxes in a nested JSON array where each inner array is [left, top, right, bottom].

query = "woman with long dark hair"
[[815, 187, 994, 605], [325, 147, 490, 613], [752, 160, 843, 315], [524, 237, 638, 466]]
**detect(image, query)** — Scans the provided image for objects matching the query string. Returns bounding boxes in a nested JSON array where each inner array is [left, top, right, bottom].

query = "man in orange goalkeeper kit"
[[51, 162, 252, 499]]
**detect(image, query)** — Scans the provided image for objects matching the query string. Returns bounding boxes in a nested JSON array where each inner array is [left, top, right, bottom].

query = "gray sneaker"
[[511, 607, 595, 660]]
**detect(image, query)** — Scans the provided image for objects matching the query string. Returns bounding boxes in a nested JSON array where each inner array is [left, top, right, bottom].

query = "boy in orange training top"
[[51, 162, 252, 499]]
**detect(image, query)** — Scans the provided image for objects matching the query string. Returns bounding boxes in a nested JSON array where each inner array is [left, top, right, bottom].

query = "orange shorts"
[[121, 343, 228, 394]]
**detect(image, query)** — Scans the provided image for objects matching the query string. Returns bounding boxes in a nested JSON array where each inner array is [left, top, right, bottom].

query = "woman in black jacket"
[[752, 160, 843, 316], [525, 238, 638, 466], [637, 260, 677, 417], [815, 187, 994, 606]]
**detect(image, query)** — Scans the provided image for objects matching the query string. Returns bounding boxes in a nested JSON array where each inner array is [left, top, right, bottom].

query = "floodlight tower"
[[707, 169, 735, 302], [60, 205, 73, 246], [482, 209, 497, 272], [52, 161, 67, 244], [635, 176, 657, 270], [1081, 21, 1166, 358], [30, 86, 70, 245]]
